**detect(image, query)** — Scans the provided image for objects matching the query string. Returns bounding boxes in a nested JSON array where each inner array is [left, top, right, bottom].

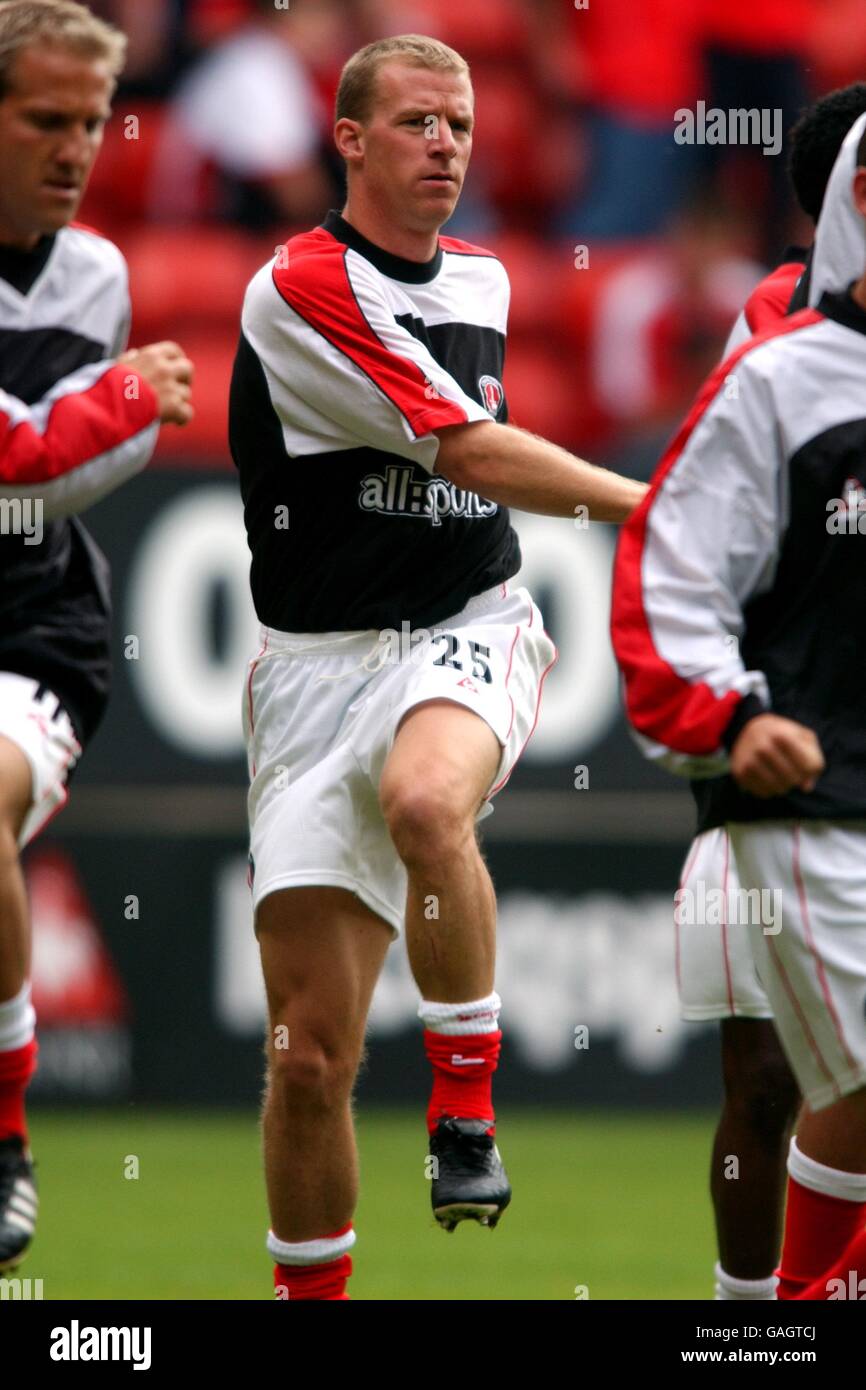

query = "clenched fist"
[[119, 341, 194, 426], [730, 713, 825, 799]]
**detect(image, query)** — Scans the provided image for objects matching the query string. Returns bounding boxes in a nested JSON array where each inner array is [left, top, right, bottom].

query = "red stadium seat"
[[398, 0, 528, 61], [502, 337, 587, 446], [153, 331, 238, 464], [471, 70, 566, 218], [124, 227, 272, 339], [486, 233, 562, 337], [78, 102, 169, 235]]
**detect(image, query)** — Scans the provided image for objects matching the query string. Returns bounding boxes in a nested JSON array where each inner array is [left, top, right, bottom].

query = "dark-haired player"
[[624, 89, 866, 1302], [614, 105, 866, 1300], [668, 81, 866, 1301]]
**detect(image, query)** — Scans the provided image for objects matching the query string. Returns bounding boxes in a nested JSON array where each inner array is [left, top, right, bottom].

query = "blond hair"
[[336, 34, 470, 126], [0, 0, 126, 98]]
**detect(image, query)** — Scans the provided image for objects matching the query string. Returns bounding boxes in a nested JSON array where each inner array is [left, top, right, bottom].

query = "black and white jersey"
[[0, 223, 157, 744], [612, 290, 866, 825], [229, 209, 521, 632]]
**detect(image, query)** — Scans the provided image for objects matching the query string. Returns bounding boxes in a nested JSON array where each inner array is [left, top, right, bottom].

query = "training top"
[[229, 209, 520, 632], [688, 246, 808, 833], [612, 289, 866, 826], [0, 225, 160, 744], [720, 246, 807, 354]]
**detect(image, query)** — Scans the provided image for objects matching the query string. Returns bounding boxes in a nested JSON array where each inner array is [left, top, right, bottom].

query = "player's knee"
[[380, 781, 467, 868], [267, 1036, 356, 1113], [725, 1057, 800, 1144]]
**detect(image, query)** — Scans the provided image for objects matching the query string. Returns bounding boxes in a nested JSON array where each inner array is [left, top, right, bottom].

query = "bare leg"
[[379, 701, 501, 1002], [0, 736, 33, 1001], [797, 1088, 866, 1172], [257, 885, 392, 1242], [711, 1018, 800, 1278]]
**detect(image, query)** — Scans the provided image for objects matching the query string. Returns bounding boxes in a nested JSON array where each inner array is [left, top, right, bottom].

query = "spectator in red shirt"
[[698, 0, 812, 258], [530, 0, 702, 238]]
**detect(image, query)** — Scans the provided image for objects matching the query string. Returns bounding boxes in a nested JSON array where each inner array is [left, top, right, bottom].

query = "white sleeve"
[[244, 250, 492, 474], [611, 353, 781, 778], [107, 253, 132, 357], [0, 362, 160, 519]]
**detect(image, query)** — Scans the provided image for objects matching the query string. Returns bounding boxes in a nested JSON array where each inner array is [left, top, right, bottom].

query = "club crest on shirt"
[[478, 374, 504, 417]]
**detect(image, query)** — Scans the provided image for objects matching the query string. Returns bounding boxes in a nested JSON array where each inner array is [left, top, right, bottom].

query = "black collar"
[[817, 286, 866, 338], [322, 209, 443, 284], [0, 233, 55, 295]]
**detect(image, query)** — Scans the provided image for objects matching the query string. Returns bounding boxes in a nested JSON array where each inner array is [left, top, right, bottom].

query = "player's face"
[[0, 44, 113, 248], [360, 62, 474, 232]]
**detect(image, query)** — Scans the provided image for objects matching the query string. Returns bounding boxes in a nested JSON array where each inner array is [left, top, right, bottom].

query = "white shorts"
[[243, 582, 557, 935], [676, 827, 773, 1021], [728, 820, 866, 1112], [0, 673, 81, 848]]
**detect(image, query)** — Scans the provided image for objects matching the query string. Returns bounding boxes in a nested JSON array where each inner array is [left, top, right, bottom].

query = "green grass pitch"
[[26, 1108, 717, 1300]]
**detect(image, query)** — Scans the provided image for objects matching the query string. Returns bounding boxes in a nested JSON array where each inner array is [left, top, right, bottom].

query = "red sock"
[[795, 1226, 866, 1300], [274, 1253, 352, 1301], [424, 1028, 501, 1135], [777, 1175, 866, 1300], [0, 1038, 37, 1142]]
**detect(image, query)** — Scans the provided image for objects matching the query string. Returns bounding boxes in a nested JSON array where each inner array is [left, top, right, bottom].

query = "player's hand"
[[730, 714, 825, 798], [119, 341, 194, 426]]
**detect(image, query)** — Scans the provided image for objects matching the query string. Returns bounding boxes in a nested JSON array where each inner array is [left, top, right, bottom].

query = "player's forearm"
[[0, 365, 160, 518], [434, 421, 647, 522]]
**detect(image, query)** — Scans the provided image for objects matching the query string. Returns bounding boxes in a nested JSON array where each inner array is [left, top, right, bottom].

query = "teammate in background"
[[612, 107, 866, 1302], [0, 349, 192, 514], [674, 83, 866, 1302], [0, 0, 192, 1272], [230, 34, 645, 1301]]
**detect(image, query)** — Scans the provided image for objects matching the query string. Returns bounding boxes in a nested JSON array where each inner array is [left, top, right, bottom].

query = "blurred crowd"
[[80, 0, 865, 472]]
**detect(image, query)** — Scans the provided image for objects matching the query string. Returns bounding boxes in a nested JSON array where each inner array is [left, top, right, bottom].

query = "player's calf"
[[712, 1019, 800, 1296], [257, 886, 390, 1299], [263, 1033, 361, 1301]]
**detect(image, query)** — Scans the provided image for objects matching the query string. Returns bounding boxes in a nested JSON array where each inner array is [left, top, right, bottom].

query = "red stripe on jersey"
[[611, 307, 823, 757], [68, 219, 112, 241], [742, 260, 804, 336], [438, 235, 497, 258], [0, 366, 158, 485], [272, 229, 470, 438]]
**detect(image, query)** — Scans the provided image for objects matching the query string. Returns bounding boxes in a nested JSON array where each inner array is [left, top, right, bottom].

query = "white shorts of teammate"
[[676, 826, 773, 1021], [0, 672, 82, 847], [243, 581, 557, 936], [727, 820, 866, 1112]]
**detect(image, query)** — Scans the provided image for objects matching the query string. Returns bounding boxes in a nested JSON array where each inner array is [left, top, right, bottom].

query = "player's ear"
[[334, 118, 364, 165], [853, 167, 866, 221]]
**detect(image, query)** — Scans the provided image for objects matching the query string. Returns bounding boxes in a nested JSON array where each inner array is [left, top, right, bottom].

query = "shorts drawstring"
[[314, 634, 392, 683]]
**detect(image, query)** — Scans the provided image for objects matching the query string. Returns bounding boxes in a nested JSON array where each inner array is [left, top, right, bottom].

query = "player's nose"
[[427, 115, 458, 156], [55, 126, 94, 170]]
